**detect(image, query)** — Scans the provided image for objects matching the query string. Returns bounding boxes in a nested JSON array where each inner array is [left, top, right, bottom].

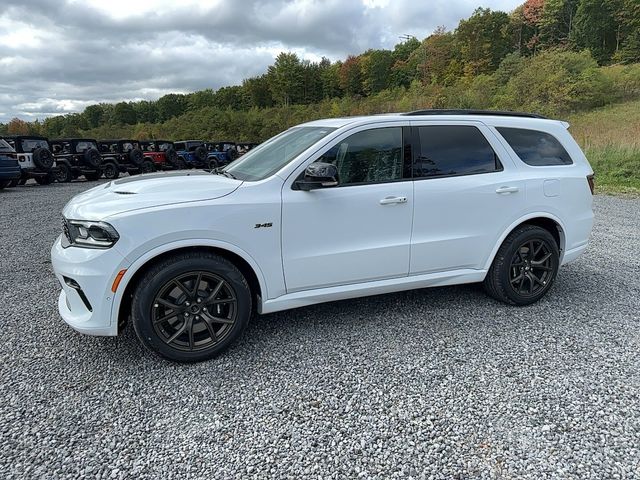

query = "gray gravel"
[[1, 179, 639, 479]]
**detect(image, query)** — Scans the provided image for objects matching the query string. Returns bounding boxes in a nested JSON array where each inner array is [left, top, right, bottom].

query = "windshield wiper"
[[219, 170, 237, 179]]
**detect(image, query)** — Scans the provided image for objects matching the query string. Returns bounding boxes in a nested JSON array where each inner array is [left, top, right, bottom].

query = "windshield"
[[223, 126, 336, 181]]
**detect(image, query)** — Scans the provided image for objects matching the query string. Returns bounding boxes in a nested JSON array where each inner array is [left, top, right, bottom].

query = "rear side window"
[[415, 126, 501, 178], [497, 127, 573, 166], [0, 139, 13, 152]]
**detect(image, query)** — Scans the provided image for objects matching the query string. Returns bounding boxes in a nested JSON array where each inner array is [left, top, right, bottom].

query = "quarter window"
[[497, 127, 573, 166], [316, 127, 404, 185], [415, 126, 501, 178]]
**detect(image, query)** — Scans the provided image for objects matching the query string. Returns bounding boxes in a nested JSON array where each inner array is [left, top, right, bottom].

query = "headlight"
[[63, 219, 119, 249]]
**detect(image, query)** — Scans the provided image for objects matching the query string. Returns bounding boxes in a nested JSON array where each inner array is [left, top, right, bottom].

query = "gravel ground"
[[0, 179, 639, 479]]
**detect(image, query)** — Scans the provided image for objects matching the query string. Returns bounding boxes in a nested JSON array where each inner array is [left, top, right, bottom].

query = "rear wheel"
[[483, 225, 559, 305], [140, 159, 156, 174], [208, 158, 219, 170], [132, 252, 252, 362], [54, 163, 73, 183]]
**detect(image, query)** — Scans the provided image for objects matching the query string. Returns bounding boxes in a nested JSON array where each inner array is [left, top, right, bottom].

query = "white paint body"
[[51, 114, 594, 336]]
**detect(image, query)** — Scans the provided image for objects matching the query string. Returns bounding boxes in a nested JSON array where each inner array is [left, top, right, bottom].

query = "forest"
[[2, 0, 639, 143]]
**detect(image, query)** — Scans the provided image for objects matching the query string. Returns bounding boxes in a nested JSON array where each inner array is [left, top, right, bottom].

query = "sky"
[[0, 0, 523, 122]]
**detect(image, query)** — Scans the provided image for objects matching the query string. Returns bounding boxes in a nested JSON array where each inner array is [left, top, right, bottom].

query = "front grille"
[[62, 218, 71, 243]]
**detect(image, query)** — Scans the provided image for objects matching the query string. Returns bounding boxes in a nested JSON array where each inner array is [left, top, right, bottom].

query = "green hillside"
[[569, 100, 640, 193]]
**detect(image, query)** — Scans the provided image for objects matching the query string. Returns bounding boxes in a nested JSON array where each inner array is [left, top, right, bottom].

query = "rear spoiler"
[[559, 121, 570, 129]]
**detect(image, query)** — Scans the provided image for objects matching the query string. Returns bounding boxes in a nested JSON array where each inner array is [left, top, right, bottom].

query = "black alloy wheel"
[[132, 252, 252, 362], [151, 272, 237, 352], [509, 239, 554, 298], [140, 160, 156, 174], [103, 162, 119, 180], [483, 224, 559, 305], [55, 163, 73, 183]]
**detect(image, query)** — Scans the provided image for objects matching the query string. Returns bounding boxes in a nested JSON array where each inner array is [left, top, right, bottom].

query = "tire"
[[84, 148, 102, 168], [140, 159, 156, 174], [132, 252, 252, 362], [165, 148, 179, 168], [129, 148, 144, 166], [84, 171, 101, 181], [194, 146, 207, 163], [103, 162, 119, 180], [176, 157, 187, 169], [34, 173, 55, 185], [483, 225, 560, 306], [208, 158, 219, 170], [227, 147, 238, 162], [18, 179, 27, 186], [32, 148, 54, 171], [8, 179, 19, 187], [54, 163, 73, 183]]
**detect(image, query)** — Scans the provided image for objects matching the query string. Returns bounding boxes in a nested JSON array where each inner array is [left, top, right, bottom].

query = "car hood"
[[63, 170, 242, 220]]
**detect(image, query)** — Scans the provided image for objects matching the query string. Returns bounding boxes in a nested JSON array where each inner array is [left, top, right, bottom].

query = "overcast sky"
[[0, 0, 522, 122]]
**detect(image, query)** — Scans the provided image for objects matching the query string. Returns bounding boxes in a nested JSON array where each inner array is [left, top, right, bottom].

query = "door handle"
[[495, 186, 519, 194], [379, 196, 408, 205]]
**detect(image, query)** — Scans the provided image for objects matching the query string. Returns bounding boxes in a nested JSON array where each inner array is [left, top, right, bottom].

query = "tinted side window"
[[497, 127, 573, 166], [415, 126, 501, 178], [316, 127, 403, 185]]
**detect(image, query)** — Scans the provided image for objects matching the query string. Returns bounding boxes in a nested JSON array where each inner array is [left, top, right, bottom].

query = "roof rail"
[[402, 109, 547, 119]]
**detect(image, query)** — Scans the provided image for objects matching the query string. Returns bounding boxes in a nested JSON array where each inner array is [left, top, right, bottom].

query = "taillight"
[[587, 174, 595, 195]]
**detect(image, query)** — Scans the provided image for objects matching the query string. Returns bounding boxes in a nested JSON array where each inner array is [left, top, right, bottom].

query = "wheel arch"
[[114, 242, 266, 333], [484, 213, 566, 272]]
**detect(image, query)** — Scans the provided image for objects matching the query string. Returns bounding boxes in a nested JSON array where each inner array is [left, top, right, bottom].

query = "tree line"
[[2, 0, 639, 141]]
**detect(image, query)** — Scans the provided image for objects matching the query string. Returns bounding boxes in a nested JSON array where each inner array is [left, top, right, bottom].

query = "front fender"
[[109, 238, 269, 326]]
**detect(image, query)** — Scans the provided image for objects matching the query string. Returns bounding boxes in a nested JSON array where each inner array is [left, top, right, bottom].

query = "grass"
[[568, 100, 640, 195]]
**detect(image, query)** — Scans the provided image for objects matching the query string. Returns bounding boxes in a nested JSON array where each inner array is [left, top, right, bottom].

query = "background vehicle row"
[[0, 136, 257, 187]]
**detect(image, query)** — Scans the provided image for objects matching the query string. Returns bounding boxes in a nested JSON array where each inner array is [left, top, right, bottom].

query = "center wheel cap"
[[189, 304, 201, 314]]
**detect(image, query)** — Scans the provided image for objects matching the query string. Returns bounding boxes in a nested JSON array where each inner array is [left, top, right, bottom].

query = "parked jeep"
[[0, 138, 21, 189], [174, 140, 208, 168], [205, 141, 239, 169], [140, 140, 184, 170], [1, 135, 56, 185], [98, 139, 155, 178], [236, 142, 259, 156], [49, 138, 103, 182]]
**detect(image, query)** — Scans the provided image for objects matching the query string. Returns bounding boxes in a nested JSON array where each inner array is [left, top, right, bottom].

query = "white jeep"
[[51, 110, 594, 362], [2, 135, 57, 185]]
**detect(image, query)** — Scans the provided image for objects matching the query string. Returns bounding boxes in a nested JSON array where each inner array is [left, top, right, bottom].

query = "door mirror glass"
[[295, 162, 339, 191]]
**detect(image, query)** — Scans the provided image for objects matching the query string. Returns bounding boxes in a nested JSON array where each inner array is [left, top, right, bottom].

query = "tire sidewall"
[[132, 256, 252, 362], [500, 228, 560, 305]]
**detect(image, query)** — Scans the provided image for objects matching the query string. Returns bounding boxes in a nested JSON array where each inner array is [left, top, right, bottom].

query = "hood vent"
[[114, 191, 137, 195]]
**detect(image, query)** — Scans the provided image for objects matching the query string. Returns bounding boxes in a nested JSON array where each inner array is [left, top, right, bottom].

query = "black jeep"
[[98, 139, 155, 178], [1, 135, 56, 185], [49, 138, 103, 182]]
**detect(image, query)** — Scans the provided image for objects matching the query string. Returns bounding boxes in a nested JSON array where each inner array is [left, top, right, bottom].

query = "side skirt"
[[259, 269, 487, 314]]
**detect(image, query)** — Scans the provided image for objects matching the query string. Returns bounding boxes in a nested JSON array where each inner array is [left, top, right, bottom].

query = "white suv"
[[51, 110, 594, 362]]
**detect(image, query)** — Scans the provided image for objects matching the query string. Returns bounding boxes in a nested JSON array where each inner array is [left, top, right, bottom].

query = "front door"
[[281, 126, 414, 293]]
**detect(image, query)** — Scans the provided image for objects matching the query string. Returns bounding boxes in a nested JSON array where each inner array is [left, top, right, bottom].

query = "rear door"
[[409, 121, 527, 274]]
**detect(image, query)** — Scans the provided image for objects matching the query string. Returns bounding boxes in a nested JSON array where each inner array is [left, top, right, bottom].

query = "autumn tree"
[[7, 117, 31, 135], [339, 56, 364, 96]]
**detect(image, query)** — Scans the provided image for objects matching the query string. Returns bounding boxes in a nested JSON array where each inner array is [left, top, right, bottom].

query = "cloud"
[[0, 0, 522, 122]]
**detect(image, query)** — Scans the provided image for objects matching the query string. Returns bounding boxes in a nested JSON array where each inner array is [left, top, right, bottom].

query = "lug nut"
[[197, 298, 202, 303]]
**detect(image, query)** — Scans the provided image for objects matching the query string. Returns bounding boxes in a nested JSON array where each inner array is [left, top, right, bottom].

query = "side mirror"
[[295, 162, 339, 191]]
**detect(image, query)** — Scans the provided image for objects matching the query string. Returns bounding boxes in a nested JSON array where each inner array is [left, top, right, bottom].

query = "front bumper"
[[51, 236, 128, 336]]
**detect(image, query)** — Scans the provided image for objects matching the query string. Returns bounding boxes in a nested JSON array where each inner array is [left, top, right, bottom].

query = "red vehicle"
[[140, 140, 184, 170]]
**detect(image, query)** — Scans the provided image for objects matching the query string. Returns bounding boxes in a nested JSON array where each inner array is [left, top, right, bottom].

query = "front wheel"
[[103, 162, 119, 180], [483, 225, 559, 305], [140, 159, 156, 174], [132, 252, 252, 362], [55, 163, 73, 183]]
